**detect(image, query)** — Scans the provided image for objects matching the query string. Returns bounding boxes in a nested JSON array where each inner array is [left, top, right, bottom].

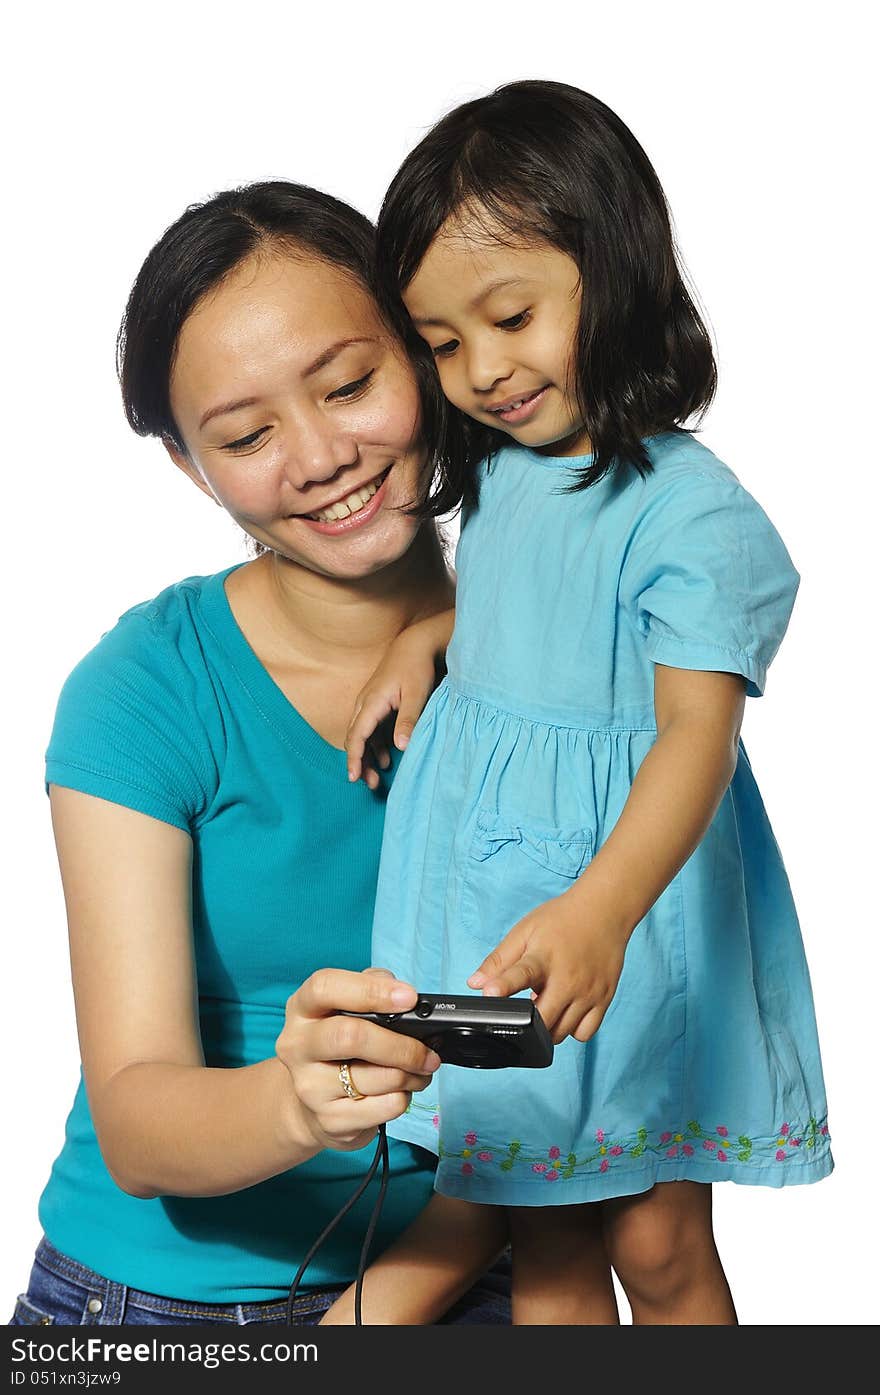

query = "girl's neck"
[[228, 526, 452, 672]]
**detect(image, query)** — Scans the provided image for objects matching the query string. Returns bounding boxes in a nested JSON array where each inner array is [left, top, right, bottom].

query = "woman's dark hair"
[[118, 180, 377, 454], [376, 80, 717, 513]]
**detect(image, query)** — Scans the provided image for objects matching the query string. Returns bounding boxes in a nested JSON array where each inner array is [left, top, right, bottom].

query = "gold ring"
[[338, 1061, 365, 1100]]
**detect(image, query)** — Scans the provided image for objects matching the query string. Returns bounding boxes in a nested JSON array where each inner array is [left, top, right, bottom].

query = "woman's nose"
[[283, 418, 358, 490]]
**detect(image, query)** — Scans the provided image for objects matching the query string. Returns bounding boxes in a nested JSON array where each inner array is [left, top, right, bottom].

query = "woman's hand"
[[467, 885, 630, 1046], [346, 608, 455, 788], [276, 969, 442, 1152]]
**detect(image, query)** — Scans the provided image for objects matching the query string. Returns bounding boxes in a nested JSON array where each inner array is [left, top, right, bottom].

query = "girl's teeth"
[[311, 475, 381, 522]]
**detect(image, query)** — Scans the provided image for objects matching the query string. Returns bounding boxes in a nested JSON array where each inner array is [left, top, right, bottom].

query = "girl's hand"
[[276, 968, 442, 1152], [467, 886, 630, 1045], [345, 608, 455, 788]]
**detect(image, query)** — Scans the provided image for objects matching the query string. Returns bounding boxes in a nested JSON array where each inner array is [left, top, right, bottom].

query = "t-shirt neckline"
[[200, 564, 351, 777]]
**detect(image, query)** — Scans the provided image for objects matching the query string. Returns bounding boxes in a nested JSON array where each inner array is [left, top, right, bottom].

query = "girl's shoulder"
[[637, 430, 740, 492], [612, 431, 767, 535]]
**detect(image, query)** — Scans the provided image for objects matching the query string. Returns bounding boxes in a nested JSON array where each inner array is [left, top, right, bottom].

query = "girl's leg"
[[508, 1202, 619, 1325], [319, 1194, 508, 1325], [602, 1181, 737, 1325]]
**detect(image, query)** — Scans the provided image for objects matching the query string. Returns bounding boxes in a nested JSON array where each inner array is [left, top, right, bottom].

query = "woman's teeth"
[[308, 474, 383, 523]]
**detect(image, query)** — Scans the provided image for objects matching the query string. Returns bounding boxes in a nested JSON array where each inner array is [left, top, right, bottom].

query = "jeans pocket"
[[10, 1293, 54, 1325], [461, 807, 595, 952]]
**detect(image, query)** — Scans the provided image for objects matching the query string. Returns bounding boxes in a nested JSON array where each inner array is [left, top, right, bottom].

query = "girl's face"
[[403, 210, 588, 455], [168, 250, 425, 581]]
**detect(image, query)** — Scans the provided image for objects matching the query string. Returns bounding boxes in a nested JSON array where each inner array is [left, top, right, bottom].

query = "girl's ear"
[[163, 437, 221, 504]]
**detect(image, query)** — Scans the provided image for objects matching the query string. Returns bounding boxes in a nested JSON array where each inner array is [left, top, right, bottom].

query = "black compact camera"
[[345, 993, 554, 1069]]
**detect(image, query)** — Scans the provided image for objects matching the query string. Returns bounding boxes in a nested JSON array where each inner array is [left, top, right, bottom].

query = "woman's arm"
[[319, 1195, 508, 1325], [51, 786, 440, 1199], [468, 667, 747, 1041]]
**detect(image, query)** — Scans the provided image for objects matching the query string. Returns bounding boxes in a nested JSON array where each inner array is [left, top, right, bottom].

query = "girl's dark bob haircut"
[[376, 80, 717, 514], [118, 180, 378, 454]]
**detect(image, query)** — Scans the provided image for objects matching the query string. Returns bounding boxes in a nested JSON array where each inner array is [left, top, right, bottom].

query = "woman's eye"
[[497, 310, 531, 331], [223, 427, 268, 452], [327, 371, 374, 402], [432, 340, 459, 358]]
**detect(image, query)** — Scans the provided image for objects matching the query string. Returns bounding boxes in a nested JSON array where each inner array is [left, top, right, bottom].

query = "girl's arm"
[[469, 666, 747, 1041], [50, 786, 440, 1198], [319, 1195, 508, 1325], [345, 606, 456, 787]]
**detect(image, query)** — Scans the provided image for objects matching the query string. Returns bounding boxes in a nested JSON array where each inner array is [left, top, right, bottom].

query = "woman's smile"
[[297, 463, 393, 532]]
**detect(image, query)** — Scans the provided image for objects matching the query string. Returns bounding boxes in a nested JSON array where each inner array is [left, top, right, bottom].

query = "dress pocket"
[[460, 808, 595, 952]]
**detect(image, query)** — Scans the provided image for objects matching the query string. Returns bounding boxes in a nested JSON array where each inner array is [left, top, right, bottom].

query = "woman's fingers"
[[313, 1092, 416, 1150], [327, 1061, 434, 1099], [316, 1012, 441, 1075], [294, 968, 417, 1019], [282, 971, 439, 1075]]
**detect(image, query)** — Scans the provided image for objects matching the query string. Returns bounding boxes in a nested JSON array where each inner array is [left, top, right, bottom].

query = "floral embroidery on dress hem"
[[405, 1102, 831, 1181]]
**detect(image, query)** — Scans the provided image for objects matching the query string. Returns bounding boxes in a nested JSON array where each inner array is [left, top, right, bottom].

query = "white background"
[[3, 0, 876, 1326]]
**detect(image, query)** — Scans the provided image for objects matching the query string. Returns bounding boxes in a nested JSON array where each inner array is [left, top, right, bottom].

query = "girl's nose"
[[466, 339, 514, 395]]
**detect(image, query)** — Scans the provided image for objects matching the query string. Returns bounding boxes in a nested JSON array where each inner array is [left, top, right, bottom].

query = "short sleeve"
[[45, 611, 212, 829], [619, 470, 800, 698]]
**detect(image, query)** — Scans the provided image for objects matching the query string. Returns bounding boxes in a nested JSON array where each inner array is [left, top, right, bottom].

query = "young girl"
[[323, 81, 832, 1325]]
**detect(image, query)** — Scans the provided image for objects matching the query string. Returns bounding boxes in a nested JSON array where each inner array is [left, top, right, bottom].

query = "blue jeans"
[[10, 1236, 511, 1326]]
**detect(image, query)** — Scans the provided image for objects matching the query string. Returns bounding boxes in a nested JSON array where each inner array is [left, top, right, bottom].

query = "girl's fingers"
[[572, 1004, 605, 1044], [368, 738, 391, 771], [393, 678, 434, 751], [478, 955, 543, 1000], [531, 985, 575, 1039], [467, 926, 529, 991], [547, 1000, 592, 1045], [345, 693, 396, 781]]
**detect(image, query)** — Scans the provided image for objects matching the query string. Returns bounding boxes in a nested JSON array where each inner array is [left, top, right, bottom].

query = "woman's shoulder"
[[73, 568, 236, 673], [106, 568, 234, 639], [47, 570, 237, 825], [54, 567, 240, 733]]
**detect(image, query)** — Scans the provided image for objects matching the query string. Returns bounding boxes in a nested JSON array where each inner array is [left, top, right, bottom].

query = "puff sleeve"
[[619, 469, 800, 698], [45, 610, 212, 829]]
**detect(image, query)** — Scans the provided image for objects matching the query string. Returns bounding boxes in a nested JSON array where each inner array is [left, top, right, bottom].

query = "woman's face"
[[168, 249, 426, 581]]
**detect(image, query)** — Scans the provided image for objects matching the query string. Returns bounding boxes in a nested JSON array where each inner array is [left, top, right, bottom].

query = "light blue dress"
[[372, 432, 832, 1205]]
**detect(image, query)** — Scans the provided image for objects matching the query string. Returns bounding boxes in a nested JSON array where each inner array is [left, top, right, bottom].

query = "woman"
[[10, 181, 509, 1326]]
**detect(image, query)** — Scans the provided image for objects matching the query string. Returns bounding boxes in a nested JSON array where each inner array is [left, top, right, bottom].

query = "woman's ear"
[[163, 437, 221, 504]]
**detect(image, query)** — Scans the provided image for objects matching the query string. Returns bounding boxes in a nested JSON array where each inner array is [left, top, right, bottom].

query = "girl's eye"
[[326, 370, 374, 402], [497, 310, 531, 331], [432, 340, 459, 358], [223, 427, 268, 452]]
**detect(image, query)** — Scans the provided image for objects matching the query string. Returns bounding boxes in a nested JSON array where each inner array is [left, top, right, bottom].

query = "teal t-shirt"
[[40, 566, 435, 1302]]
